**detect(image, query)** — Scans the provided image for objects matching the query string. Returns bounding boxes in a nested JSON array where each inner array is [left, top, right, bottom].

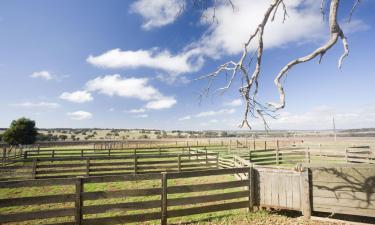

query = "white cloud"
[[67, 111, 93, 120], [59, 91, 93, 103], [87, 48, 203, 74], [196, 108, 235, 118], [127, 108, 146, 113], [85, 74, 176, 110], [179, 108, 236, 121], [224, 99, 242, 107], [30, 71, 53, 80], [247, 105, 375, 130], [341, 19, 370, 34], [11, 101, 60, 109], [134, 114, 149, 118], [178, 115, 191, 121], [145, 97, 177, 110], [130, 0, 185, 30], [196, 0, 326, 57]]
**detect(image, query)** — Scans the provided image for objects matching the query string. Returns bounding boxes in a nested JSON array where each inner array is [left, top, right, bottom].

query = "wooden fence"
[[0, 167, 251, 225], [308, 163, 375, 218], [0, 152, 219, 181], [219, 156, 375, 219]]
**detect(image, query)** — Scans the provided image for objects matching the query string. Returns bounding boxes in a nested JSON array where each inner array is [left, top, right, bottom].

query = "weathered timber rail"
[[0, 152, 219, 181], [0, 167, 251, 225]]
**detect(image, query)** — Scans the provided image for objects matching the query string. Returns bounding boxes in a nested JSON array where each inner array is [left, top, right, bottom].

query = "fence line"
[[0, 167, 251, 225]]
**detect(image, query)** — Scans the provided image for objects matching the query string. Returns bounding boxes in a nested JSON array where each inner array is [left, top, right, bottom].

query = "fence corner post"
[[300, 168, 311, 219], [75, 177, 83, 225], [161, 172, 168, 225]]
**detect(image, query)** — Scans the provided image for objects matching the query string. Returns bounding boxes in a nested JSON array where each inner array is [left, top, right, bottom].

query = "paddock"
[[0, 139, 374, 224]]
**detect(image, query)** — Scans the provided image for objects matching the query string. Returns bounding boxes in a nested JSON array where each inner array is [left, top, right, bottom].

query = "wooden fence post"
[[253, 139, 256, 151], [2, 147, 6, 166], [81, 149, 84, 157], [215, 153, 219, 168], [86, 158, 90, 177], [205, 147, 208, 165], [305, 147, 310, 163], [159, 147, 162, 155], [75, 177, 83, 225], [300, 169, 311, 219], [178, 155, 181, 172], [24, 150, 28, 160], [32, 159, 37, 179], [108, 148, 111, 156], [276, 140, 279, 165], [161, 173, 168, 225], [264, 141, 267, 150], [134, 155, 138, 174], [248, 165, 254, 211], [52, 150, 55, 162], [345, 147, 348, 163]]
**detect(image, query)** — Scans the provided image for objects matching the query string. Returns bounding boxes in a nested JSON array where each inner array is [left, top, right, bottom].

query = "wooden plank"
[[36, 169, 87, 175], [0, 177, 76, 188], [167, 201, 248, 218], [168, 191, 248, 206], [83, 200, 161, 214], [88, 167, 133, 172], [311, 167, 375, 183], [313, 189, 375, 201], [286, 174, 294, 209], [82, 212, 161, 225], [292, 174, 301, 210], [313, 205, 375, 218], [83, 173, 161, 183], [271, 173, 279, 207], [0, 194, 75, 207], [37, 163, 86, 168], [0, 208, 75, 223], [166, 167, 248, 179], [313, 196, 375, 210], [82, 188, 162, 200], [167, 180, 248, 194], [312, 181, 375, 191]]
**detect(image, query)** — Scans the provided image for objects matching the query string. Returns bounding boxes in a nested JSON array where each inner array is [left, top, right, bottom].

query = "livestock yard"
[[0, 137, 374, 224]]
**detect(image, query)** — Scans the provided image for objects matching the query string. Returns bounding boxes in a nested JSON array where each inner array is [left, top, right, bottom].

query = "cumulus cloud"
[[130, 0, 185, 30], [179, 108, 235, 121], [85, 74, 176, 109], [87, 48, 203, 74], [145, 97, 177, 110], [30, 71, 53, 80], [224, 99, 242, 107], [59, 91, 93, 103], [11, 101, 60, 109], [196, 0, 327, 57], [67, 111, 93, 120]]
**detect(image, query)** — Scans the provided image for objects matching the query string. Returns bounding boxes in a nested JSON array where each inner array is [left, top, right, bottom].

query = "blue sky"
[[0, 0, 374, 130]]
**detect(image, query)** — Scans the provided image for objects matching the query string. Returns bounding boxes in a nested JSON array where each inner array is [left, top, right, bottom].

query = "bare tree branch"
[[198, 0, 358, 130]]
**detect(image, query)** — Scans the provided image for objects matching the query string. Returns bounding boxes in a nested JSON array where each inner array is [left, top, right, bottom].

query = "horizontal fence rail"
[[0, 167, 251, 225], [0, 152, 219, 181]]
